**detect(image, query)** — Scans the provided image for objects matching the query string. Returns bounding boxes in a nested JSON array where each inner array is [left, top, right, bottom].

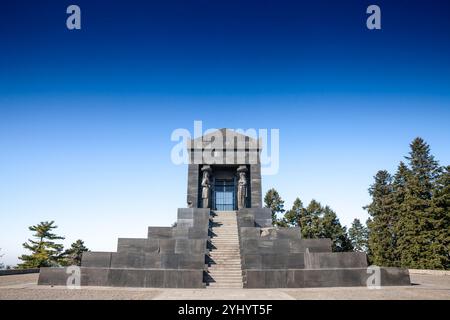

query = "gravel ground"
[[0, 273, 449, 300]]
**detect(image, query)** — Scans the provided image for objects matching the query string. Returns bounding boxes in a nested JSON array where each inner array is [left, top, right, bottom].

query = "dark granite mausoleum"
[[39, 129, 411, 288]]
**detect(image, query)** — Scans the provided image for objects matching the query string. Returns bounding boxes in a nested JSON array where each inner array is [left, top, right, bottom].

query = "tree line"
[[16, 221, 89, 269], [365, 138, 449, 269], [265, 137, 449, 270], [264, 189, 362, 252]]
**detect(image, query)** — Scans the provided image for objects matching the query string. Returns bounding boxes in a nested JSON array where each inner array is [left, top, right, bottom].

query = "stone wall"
[[38, 208, 210, 288], [237, 208, 411, 288]]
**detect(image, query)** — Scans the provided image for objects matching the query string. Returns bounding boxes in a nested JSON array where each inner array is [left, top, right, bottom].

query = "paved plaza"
[[0, 272, 449, 300]]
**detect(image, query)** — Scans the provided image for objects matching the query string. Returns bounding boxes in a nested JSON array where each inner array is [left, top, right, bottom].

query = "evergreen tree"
[[303, 200, 323, 238], [429, 165, 450, 269], [17, 221, 65, 269], [348, 218, 369, 252], [365, 170, 398, 266], [397, 138, 441, 268], [283, 198, 304, 227], [264, 188, 285, 226], [0, 248, 4, 269], [320, 206, 353, 252], [60, 240, 89, 267]]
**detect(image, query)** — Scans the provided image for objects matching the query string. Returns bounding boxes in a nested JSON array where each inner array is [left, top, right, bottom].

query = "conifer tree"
[[0, 248, 4, 269], [283, 198, 304, 227], [18, 221, 65, 269], [303, 200, 323, 238], [321, 206, 353, 252], [264, 188, 285, 226], [397, 138, 441, 268], [348, 218, 369, 253], [60, 240, 90, 267], [365, 170, 397, 266], [428, 165, 450, 269]]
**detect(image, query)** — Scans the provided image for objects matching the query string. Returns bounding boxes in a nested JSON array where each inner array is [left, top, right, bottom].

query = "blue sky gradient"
[[0, 0, 449, 266]]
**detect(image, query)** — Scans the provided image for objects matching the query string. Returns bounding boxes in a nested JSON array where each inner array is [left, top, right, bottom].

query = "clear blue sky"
[[0, 0, 449, 266]]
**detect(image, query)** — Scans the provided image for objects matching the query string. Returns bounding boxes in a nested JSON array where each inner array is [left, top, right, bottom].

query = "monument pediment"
[[188, 128, 262, 151]]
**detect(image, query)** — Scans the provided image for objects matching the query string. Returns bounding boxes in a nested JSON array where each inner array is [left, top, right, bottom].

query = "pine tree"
[[0, 248, 4, 269], [365, 170, 398, 266], [300, 200, 321, 238], [429, 165, 450, 269], [348, 218, 369, 252], [60, 240, 89, 266], [397, 138, 441, 268], [321, 206, 353, 252], [17, 221, 65, 269], [283, 198, 304, 227], [264, 188, 285, 226]]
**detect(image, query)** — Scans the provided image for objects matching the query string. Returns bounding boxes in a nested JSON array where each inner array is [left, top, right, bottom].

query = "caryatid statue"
[[201, 166, 212, 209], [237, 166, 248, 209]]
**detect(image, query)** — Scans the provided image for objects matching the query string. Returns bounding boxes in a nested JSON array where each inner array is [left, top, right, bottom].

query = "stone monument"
[[39, 128, 411, 288]]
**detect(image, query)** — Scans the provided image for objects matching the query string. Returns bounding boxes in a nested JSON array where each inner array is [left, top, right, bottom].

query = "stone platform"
[[38, 208, 411, 288], [39, 208, 210, 288]]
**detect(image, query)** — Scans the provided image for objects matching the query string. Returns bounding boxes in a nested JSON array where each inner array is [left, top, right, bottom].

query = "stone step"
[[209, 252, 240, 254], [210, 236, 239, 238], [208, 277, 243, 280], [207, 279, 243, 282], [210, 253, 241, 255], [207, 284, 243, 288]]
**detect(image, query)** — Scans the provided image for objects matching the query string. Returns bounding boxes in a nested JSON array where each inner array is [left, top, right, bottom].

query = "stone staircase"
[[206, 211, 243, 288]]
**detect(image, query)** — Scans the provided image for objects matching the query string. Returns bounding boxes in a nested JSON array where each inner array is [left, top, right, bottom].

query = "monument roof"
[[187, 128, 262, 150]]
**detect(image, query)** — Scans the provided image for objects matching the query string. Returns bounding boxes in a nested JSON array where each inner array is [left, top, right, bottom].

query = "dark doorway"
[[214, 179, 235, 211]]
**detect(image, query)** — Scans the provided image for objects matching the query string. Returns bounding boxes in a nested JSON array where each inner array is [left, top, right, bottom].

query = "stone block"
[[241, 239, 258, 253], [188, 228, 209, 239], [240, 227, 260, 239], [108, 269, 147, 287], [163, 270, 180, 288], [172, 227, 190, 239], [177, 208, 195, 219], [144, 253, 162, 268], [304, 252, 368, 269], [110, 252, 145, 268], [274, 228, 302, 240], [148, 227, 173, 239], [38, 267, 68, 286], [161, 254, 180, 269], [242, 254, 262, 269], [178, 254, 206, 269], [380, 267, 411, 286], [244, 270, 265, 288], [117, 238, 159, 254], [265, 270, 287, 288], [175, 239, 207, 254], [287, 269, 305, 288], [287, 253, 305, 269], [289, 239, 332, 253], [258, 240, 275, 254], [81, 267, 110, 286], [177, 219, 194, 228], [178, 270, 205, 288], [145, 270, 165, 287], [159, 239, 176, 253], [81, 252, 112, 268], [261, 254, 288, 269]]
